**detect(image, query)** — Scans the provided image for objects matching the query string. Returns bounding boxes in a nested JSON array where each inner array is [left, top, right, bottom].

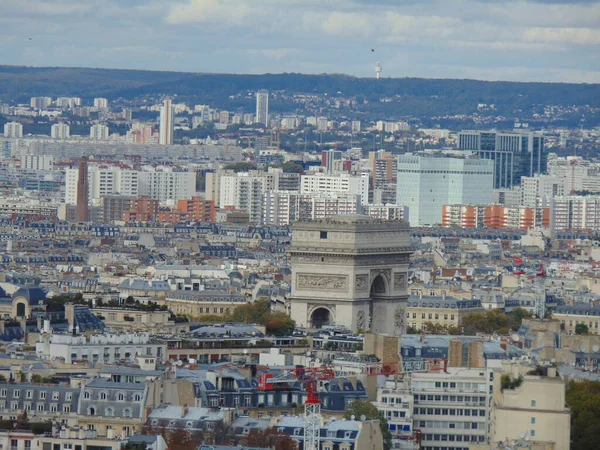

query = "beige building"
[[91, 307, 174, 331], [553, 304, 600, 335], [160, 291, 247, 318], [405, 295, 485, 330], [491, 365, 570, 450]]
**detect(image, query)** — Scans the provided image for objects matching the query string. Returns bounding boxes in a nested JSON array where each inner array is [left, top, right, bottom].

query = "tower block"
[[289, 215, 413, 335]]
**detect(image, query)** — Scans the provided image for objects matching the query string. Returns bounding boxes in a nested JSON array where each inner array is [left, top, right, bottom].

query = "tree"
[[229, 299, 296, 336], [343, 400, 392, 450], [244, 428, 297, 450], [31, 374, 42, 383], [206, 422, 236, 446], [223, 162, 257, 173], [566, 380, 600, 450], [575, 323, 589, 335]]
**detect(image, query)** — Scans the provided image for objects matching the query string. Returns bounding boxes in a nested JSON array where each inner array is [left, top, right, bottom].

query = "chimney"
[[182, 404, 189, 418]]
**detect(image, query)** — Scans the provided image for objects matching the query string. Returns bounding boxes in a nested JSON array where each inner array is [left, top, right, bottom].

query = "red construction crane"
[[258, 366, 335, 450]]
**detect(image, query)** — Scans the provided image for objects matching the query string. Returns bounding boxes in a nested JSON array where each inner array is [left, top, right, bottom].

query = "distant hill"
[[1, 65, 598, 123]]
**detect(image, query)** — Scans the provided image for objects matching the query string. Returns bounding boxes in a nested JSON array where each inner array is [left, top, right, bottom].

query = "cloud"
[[166, 0, 251, 25]]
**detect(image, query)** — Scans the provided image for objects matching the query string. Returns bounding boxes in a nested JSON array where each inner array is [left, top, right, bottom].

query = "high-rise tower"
[[255, 90, 269, 126], [76, 157, 89, 222], [375, 61, 381, 79], [159, 99, 174, 145]]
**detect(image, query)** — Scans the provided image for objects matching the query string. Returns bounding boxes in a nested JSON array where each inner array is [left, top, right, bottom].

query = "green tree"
[[566, 380, 600, 450], [575, 323, 589, 335], [30, 374, 42, 383], [244, 428, 297, 450], [229, 299, 296, 336], [344, 400, 392, 450], [222, 162, 257, 173]]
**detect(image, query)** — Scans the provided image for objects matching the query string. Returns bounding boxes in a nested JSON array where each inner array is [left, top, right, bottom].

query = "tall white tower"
[[375, 62, 381, 79], [159, 99, 174, 145], [255, 90, 269, 126]]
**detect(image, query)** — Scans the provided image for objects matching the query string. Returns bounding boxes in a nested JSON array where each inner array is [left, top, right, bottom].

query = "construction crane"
[[258, 366, 335, 450], [533, 264, 546, 318]]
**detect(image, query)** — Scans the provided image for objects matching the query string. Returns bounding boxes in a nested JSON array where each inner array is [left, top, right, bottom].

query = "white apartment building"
[[521, 174, 567, 207], [4, 122, 23, 138], [550, 195, 600, 231], [262, 191, 359, 226], [55, 97, 81, 109], [138, 170, 195, 203], [90, 124, 109, 140], [65, 165, 140, 205], [21, 154, 54, 171], [301, 172, 370, 205], [51, 123, 70, 139], [362, 204, 408, 221], [397, 155, 494, 226], [94, 97, 109, 109], [30, 96, 52, 109], [317, 117, 328, 131], [220, 172, 267, 223], [412, 367, 492, 450], [255, 90, 269, 126], [159, 99, 174, 145], [374, 378, 415, 450]]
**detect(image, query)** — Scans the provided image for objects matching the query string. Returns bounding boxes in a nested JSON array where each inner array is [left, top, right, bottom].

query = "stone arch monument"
[[289, 215, 413, 335]]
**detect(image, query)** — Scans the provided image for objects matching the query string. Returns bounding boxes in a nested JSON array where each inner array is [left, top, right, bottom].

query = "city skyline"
[[1, 0, 598, 83]]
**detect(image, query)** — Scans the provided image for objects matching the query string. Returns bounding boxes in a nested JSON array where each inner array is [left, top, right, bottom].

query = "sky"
[[1, 0, 599, 83]]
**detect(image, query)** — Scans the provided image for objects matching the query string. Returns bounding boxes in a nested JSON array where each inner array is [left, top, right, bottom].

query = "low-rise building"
[[553, 303, 600, 335], [406, 295, 485, 330]]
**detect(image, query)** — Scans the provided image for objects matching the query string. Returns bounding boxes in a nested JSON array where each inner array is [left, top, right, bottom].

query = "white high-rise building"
[[220, 172, 267, 223], [159, 99, 174, 145], [138, 170, 195, 202], [30, 97, 52, 109], [397, 155, 494, 226], [521, 174, 568, 208], [255, 90, 269, 126], [90, 124, 109, 140], [4, 122, 23, 138], [51, 123, 70, 139], [55, 97, 81, 109], [300, 173, 370, 205], [65, 165, 140, 205], [21, 154, 54, 171], [93, 98, 108, 109]]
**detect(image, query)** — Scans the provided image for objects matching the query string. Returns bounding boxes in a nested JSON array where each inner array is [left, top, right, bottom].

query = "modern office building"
[[397, 155, 494, 226], [3, 122, 23, 138], [51, 123, 70, 139], [159, 99, 174, 145], [255, 90, 269, 126], [321, 149, 343, 174], [458, 130, 545, 188], [89, 124, 109, 140]]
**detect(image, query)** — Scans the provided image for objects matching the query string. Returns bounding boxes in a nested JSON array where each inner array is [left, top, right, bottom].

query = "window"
[[37, 404, 44, 411], [83, 391, 90, 400], [531, 417, 536, 424], [66, 393, 72, 401], [50, 405, 58, 412], [123, 408, 132, 418], [26, 391, 33, 399], [320, 231, 328, 239], [52, 392, 59, 401], [13, 391, 20, 398], [105, 407, 114, 416], [63, 405, 71, 413], [0, 389, 6, 397], [100, 392, 107, 400], [531, 400, 536, 407], [39, 392, 46, 400], [531, 430, 536, 437], [117, 393, 125, 401]]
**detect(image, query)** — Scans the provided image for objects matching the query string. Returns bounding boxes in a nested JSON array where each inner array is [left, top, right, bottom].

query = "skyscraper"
[[51, 123, 70, 139], [76, 157, 89, 222], [255, 90, 269, 126], [159, 99, 174, 145]]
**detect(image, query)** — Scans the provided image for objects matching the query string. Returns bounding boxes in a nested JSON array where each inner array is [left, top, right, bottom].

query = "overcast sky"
[[1, 0, 599, 83]]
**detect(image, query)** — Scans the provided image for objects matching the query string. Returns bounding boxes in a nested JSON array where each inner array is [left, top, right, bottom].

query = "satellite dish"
[[551, 358, 556, 363], [360, 414, 366, 422], [511, 334, 520, 342], [351, 415, 355, 420], [593, 345, 599, 352], [580, 345, 587, 353], [520, 432, 527, 440]]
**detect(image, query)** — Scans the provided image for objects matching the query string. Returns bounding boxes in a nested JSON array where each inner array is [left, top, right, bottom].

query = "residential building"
[[76, 157, 89, 222], [491, 366, 570, 450], [51, 123, 70, 139], [458, 130, 545, 188], [159, 99, 174, 145], [219, 172, 267, 223], [138, 170, 196, 203], [553, 303, 600, 335], [123, 196, 160, 222], [412, 367, 492, 450], [65, 165, 140, 205], [4, 122, 23, 138], [374, 377, 415, 449], [94, 98, 109, 109], [21, 154, 54, 171], [397, 155, 494, 226], [406, 295, 485, 330], [176, 197, 216, 222], [322, 149, 342, 174], [301, 172, 370, 205], [102, 195, 134, 223], [370, 150, 397, 188], [56, 97, 81, 108], [521, 174, 568, 207], [362, 204, 408, 221], [255, 90, 269, 126], [550, 195, 600, 231], [90, 124, 109, 140], [30, 96, 52, 109], [441, 204, 550, 230], [162, 291, 246, 318]]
